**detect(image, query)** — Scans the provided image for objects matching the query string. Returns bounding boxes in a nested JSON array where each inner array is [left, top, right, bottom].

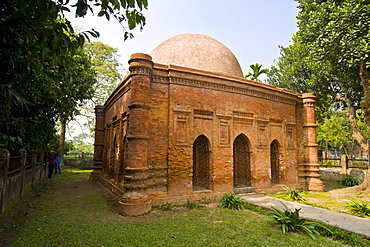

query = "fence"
[[319, 155, 368, 182], [64, 152, 93, 170], [319, 155, 369, 170], [0, 149, 47, 217]]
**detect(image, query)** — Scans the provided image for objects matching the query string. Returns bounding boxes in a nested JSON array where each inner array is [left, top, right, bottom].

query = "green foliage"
[[318, 224, 369, 247], [317, 114, 351, 150], [266, 37, 355, 122], [320, 160, 337, 167], [184, 201, 201, 209], [244, 63, 269, 82], [0, 0, 147, 151], [345, 198, 370, 217], [160, 204, 172, 211], [265, 202, 332, 240], [69, 41, 124, 142], [293, 0, 370, 137], [267, 0, 370, 146], [218, 192, 246, 210], [296, 0, 370, 67], [67, 133, 94, 153], [83, 41, 123, 105], [337, 175, 362, 187], [278, 186, 306, 202], [356, 109, 370, 140]]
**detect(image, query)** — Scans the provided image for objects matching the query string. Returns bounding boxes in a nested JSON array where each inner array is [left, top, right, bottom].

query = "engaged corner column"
[[302, 93, 325, 191], [90, 105, 104, 181], [119, 53, 153, 216]]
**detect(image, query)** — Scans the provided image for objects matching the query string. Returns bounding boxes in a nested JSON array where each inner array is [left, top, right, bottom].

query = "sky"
[[66, 0, 299, 75]]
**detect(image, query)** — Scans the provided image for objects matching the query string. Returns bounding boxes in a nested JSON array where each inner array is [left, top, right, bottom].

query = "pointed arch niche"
[[233, 134, 252, 187], [270, 139, 280, 185], [193, 135, 211, 191]]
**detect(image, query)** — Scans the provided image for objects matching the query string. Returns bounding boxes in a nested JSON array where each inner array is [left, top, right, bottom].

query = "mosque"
[[91, 33, 324, 215]]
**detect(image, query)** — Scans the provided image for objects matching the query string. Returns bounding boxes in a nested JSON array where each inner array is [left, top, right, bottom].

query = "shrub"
[[265, 202, 332, 240], [218, 192, 245, 210], [321, 160, 336, 167], [184, 201, 201, 209], [160, 204, 172, 211], [278, 186, 306, 201], [337, 175, 361, 187], [345, 198, 370, 217]]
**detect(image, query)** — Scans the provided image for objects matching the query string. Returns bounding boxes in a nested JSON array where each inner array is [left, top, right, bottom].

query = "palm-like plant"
[[345, 198, 370, 217], [278, 186, 306, 201], [265, 202, 332, 240], [218, 192, 245, 210], [338, 175, 361, 187], [244, 63, 269, 82]]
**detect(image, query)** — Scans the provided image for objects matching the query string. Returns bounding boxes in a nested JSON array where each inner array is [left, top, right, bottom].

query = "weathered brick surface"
[[92, 52, 323, 215]]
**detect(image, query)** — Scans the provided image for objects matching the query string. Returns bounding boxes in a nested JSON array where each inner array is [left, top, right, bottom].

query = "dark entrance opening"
[[233, 134, 251, 187], [270, 140, 280, 185], [193, 135, 210, 191]]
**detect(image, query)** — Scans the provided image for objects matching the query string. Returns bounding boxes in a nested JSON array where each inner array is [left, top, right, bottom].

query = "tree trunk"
[[59, 118, 66, 167], [333, 60, 370, 194], [343, 60, 370, 193], [360, 59, 370, 136], [336, 95, 368, 152]]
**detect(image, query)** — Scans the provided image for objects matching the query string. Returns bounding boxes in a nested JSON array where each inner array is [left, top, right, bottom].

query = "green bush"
[[337, 175, 361, 187], [345, 198, 370, 217], [265, 202, 332, 240], [184, 201, 201, 209], [160, 204, 172, 211], [321, 160, 337, 167], [218, 192, 245, 210], [278, 186, 306, 201]]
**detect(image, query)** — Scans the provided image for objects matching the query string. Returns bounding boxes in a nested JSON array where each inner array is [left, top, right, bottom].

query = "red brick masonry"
[[91, 53, 324, 215]]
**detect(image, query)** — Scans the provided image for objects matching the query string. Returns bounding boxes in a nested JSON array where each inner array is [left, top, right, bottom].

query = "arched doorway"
[[193, 135, 211, 191], [233, 134, 251, 187], [270, 140, 280, 185]]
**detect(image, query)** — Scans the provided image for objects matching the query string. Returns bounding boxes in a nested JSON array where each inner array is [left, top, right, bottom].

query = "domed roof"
[[150, 33, 243, 77]]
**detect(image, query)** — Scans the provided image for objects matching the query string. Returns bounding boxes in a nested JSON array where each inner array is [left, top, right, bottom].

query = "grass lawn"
[[268, 180, 370, 218], [1, 169, 369, 246]]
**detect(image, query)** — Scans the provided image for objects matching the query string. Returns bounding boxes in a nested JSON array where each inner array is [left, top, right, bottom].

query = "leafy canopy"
[[0, 0, 148, 150]]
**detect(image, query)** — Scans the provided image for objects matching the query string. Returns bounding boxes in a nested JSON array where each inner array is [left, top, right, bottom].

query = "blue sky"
[[67, 0, 299, 76]]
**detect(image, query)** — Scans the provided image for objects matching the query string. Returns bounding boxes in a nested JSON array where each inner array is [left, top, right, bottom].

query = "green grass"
[[52, 168, 93, 180], [12, 209, 349, 247], [7, 170, 370, 247]]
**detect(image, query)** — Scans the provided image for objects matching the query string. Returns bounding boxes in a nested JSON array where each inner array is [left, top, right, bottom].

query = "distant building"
[[91, 34, 324, 215]]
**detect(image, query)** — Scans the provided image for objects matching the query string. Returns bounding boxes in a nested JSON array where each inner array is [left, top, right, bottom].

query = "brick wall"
[[92, 53, 323, 215]]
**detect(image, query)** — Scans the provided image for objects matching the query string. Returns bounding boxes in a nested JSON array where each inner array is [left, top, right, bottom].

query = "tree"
[[0, 0, 147, 150], [317, 113, 351, 157], [296, 0, 370, 135], [269, 0, 370, 193], [58, 46, 97, 166], [84, 41, 123, 105], [267, 36, 367, 151], [68, 41, 124, 139], [244, 63, 269, 82]]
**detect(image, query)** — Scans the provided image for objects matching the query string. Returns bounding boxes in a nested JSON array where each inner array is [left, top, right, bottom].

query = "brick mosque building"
[[91, 33, 324, 215]]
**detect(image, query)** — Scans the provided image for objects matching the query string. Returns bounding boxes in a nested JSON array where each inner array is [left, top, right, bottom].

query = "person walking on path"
[[47, 152, 57, 178], [54, 154, 62, 174]]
